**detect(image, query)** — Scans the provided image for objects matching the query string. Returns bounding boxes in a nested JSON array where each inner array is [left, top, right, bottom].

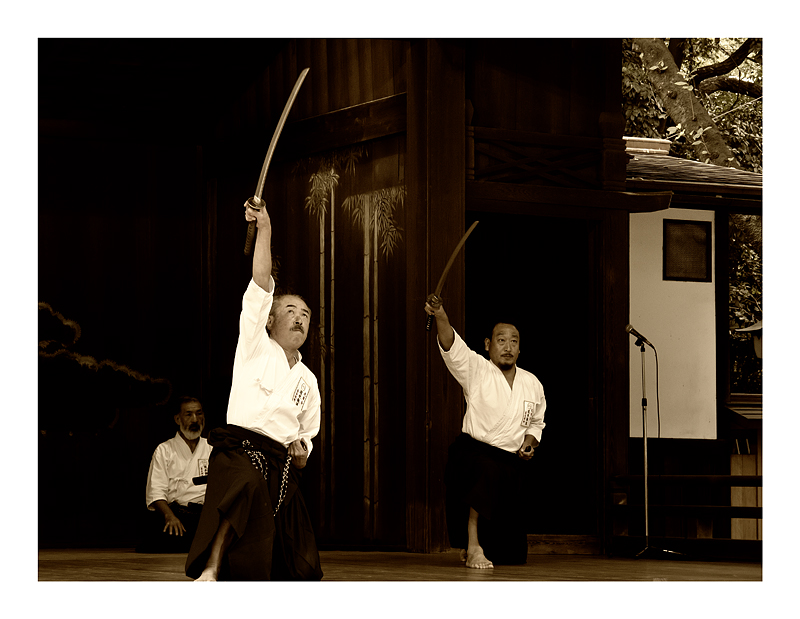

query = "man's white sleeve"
[[525, 395, 547, 446], [145, 445, 169, 510], [297, 383, 321, 457], [238, 276, 275, 360], [438, 329, 477, 393]]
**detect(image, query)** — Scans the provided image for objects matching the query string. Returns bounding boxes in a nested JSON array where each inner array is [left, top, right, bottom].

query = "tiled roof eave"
[[626, 177, 762, 197]]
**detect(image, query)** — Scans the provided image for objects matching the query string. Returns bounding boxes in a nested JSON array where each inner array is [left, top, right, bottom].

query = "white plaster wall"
[[629, 208, 717, 439]]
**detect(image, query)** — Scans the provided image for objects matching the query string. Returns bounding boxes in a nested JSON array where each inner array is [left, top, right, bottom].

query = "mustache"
[[291, 325, 305, 333]]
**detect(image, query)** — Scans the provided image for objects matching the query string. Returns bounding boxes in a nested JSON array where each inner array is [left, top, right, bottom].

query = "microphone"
[[626, 324, 653, 347]]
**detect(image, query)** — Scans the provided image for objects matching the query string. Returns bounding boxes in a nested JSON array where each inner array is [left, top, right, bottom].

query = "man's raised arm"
[[245, 203, 273, 290], [424, 300, 455, 351]]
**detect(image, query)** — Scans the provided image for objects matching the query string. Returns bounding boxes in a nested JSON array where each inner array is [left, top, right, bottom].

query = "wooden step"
[[526, 534, 602, 555]]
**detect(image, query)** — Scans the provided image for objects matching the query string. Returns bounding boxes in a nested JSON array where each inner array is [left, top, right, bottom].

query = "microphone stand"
[[633, 337, 682, 560]]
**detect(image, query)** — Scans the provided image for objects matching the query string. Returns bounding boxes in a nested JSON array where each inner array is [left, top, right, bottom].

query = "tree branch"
[[632, 38, 740, 168], [698, 76, 762, 99], [692, 38, 758, 84]]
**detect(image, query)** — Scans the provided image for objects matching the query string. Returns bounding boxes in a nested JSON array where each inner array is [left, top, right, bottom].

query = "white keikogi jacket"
[[439, 329, 546, 453], [145, 433, 212, 508], [226, 277, 321, 456]]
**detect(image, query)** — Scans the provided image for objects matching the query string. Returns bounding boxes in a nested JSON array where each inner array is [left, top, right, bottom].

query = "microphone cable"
[[654, 346, 661, 438]]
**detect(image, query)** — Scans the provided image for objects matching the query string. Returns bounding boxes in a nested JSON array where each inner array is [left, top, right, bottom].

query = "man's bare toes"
[[466, 551, 494, 569]]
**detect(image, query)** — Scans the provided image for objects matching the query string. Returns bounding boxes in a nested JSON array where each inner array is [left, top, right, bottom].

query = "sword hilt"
[[244, 222, 257, 256], [243, 197, 264, 256], [425, 294, 442, 332]]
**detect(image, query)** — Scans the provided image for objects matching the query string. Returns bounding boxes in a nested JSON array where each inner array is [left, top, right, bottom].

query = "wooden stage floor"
[[38, 548, 762, 582]]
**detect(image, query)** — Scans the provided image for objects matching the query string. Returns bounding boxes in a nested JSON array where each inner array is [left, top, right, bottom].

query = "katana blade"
[[432, 220, 479, 298], [244, 67, 310, 255], [426, 220, 479, 331]]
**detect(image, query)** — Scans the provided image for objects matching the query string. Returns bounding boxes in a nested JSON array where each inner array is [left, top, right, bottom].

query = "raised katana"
[[243, 67, 310, 255], [426, 220, 479, 331]]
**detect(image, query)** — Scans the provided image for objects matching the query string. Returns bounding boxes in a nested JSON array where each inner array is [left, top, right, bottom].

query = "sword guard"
[[245, 196, 264, 211]]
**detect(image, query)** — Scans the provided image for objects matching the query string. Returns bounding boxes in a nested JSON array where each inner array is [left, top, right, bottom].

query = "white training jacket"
[[226, 277, 321, 456], [438, 329, 546, 453], [145, 433, 212, 509]]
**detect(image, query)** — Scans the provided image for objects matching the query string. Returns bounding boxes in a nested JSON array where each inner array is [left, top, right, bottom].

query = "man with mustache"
[[137, 396, 212, 553], [425, 300, 546, 569], [186, 201, 322, 581]]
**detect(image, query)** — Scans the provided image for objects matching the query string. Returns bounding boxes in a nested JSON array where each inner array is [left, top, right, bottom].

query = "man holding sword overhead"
[[186, 68, 322, 581], [425, 291, 546, 569], [186, 201, 322, 581]]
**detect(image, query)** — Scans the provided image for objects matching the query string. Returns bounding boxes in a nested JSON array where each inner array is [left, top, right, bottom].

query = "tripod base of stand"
[[635, 545, 686, 560]]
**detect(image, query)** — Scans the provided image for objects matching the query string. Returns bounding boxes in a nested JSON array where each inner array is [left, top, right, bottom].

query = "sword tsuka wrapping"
[[426, 314, 434, 331], [244, 221, 257, 256]]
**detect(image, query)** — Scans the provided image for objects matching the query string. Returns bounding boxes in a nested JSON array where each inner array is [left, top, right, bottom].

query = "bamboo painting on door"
[[302, 145, 405, 541]]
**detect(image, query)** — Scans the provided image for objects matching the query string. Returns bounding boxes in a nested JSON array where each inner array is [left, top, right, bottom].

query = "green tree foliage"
[[729, 216, 762, 325], [729, 214, 762, 392], [712, 95, 762, 174], [622, 38, 762, 173], [622, 40, 666, 139]]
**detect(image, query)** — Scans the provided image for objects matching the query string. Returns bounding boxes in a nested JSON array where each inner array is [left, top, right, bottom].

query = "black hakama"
[[185, 425, 323, 580], [444, 432, 528, 565]]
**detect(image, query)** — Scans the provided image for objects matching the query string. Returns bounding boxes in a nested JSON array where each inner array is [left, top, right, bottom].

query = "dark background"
[[465, 211, 597, 534], [39, 38, 616, 549], [38, 38, 413, 548], [38, 39, 291, 546]]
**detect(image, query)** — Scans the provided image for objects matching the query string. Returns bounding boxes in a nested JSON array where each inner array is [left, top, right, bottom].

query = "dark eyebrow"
[[285, 304, 310, 316]]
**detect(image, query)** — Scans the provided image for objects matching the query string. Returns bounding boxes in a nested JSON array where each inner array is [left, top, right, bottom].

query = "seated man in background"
[[136, 396, 213, 553]]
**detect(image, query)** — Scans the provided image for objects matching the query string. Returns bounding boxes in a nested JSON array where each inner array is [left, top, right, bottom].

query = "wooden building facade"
[[40, 38, 689, 556]]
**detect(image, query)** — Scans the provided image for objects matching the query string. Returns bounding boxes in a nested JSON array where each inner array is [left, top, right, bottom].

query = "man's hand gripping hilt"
[[243, 197, 264, 256], [426, 293, 442, 332]]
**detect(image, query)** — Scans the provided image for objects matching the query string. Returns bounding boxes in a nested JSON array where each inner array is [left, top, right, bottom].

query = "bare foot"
[[466, 546, 493, 569], [194, 566, 219, 581], [459, 549, 467, 563]]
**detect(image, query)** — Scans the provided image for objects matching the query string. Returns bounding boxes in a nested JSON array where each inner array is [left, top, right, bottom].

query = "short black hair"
[[488, 321, 521, 341], [174, 396, 201, 416]]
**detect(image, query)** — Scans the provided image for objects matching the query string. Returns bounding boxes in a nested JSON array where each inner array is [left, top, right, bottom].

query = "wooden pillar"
[[601, 208, 631, 553], [596, 39, 634, 551], [405, 39, 466, 553], [598, 39, 629, 192]]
